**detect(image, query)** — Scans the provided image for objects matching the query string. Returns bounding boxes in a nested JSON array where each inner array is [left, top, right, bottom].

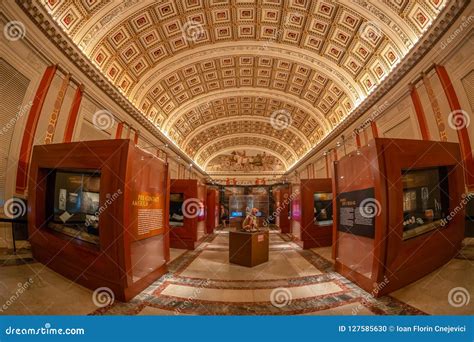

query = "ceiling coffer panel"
[[40, 0, 448, 173]]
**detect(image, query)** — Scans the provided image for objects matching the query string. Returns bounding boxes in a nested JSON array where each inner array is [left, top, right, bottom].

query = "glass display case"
[[47, 170, 101, 245], [313, 192, 333, 225], [401, 167, 449, 240], [333, 138, 464, 297], [169, 193, 184, 227], [229, 195, 268, 218], [29, 139, 169, 301], [290, 180, 332, 248]]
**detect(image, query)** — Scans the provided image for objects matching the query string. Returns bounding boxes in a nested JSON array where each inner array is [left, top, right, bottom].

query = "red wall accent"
[[273, 187, 291, 233], [325, 154, 329, 178], [355, 131, 361, 148], [410, 85, 430, 140], [370, 121, 379, 138], [206, 189, 219, 233], [63, 84, 84, 143], [435, 64, 474, 189], [15, 65, 57, 194], [133, 130, 139, 145], [115, 122, 124, 139]]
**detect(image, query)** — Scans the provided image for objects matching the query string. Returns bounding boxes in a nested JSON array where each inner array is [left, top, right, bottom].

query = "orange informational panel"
[[131, 192, 165, 239], [127, 149, 168, 285]]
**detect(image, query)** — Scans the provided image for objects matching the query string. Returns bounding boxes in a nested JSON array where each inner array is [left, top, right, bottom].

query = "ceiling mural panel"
[[206, 149, 285, 173], [197, 135, 297, 168], [39, 0, 448, 174]]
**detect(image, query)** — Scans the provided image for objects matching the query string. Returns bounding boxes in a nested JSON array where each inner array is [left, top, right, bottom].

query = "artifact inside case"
[[47, 170, 101, 245], [169, 193, 185, 227], [401, 167, 449, 240], [313, 192, 333, 225]]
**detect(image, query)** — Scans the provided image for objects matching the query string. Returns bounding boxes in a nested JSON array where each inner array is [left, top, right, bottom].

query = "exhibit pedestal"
[[229, 230, 269, 267]]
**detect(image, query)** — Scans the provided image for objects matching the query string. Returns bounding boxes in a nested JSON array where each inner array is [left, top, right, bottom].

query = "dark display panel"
[[402, 167, 449, 240], [337, 187, 376, 238], [169, 193, 184, 227], [47, 170, 101, 245]]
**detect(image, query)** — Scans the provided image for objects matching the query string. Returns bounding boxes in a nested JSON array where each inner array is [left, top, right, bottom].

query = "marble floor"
[[0, 231, 472, 315]]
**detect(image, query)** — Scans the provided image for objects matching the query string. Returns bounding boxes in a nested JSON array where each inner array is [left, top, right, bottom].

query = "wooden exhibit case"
[[295, 179, 333, 249], [272, 186, 291, 233], [28, 139, 170, 302], [206, 188, 220, 233], [229, 230, 269, 267], [169, 179, 207, 249], [289, 183, 301, 240], [333, 138, 465, 296]]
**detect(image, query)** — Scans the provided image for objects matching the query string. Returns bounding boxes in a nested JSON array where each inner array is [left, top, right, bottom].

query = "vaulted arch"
[[38, 0, 451, 174]]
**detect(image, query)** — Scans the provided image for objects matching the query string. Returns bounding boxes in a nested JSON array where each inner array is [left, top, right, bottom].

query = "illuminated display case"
[[333, 138, 464, 296], [291, 179, 333, 249], [28, 139, 170, 301], [228, 194, 269, 228], [401, 167, 449, 240], [314, 192, 333, 225], [47, 170, 101, 245], [169, 179, 207, 249], [169, 193, 185, 227]]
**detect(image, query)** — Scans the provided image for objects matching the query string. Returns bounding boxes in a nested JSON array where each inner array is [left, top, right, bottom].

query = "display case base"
[[229, 231, 269, 267]]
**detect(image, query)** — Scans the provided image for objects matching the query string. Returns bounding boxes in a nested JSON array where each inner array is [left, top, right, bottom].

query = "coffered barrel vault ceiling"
[[40, 0, 448, 175]]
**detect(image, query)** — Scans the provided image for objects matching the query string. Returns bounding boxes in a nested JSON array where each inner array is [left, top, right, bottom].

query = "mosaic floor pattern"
[[1, 230, 470, 315], [92, 231, 425, 316]]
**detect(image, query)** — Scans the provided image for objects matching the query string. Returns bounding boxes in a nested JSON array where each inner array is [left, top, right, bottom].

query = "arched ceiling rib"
[[178, 116, 313, 152], [185, 120, 307, 159], [40, 0, 449, 174], [160, 93, 327, 148], [161, 89, 333, 133]]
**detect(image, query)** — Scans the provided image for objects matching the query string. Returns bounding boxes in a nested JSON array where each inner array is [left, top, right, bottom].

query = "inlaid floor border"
[[91, 231, 426, 316]]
